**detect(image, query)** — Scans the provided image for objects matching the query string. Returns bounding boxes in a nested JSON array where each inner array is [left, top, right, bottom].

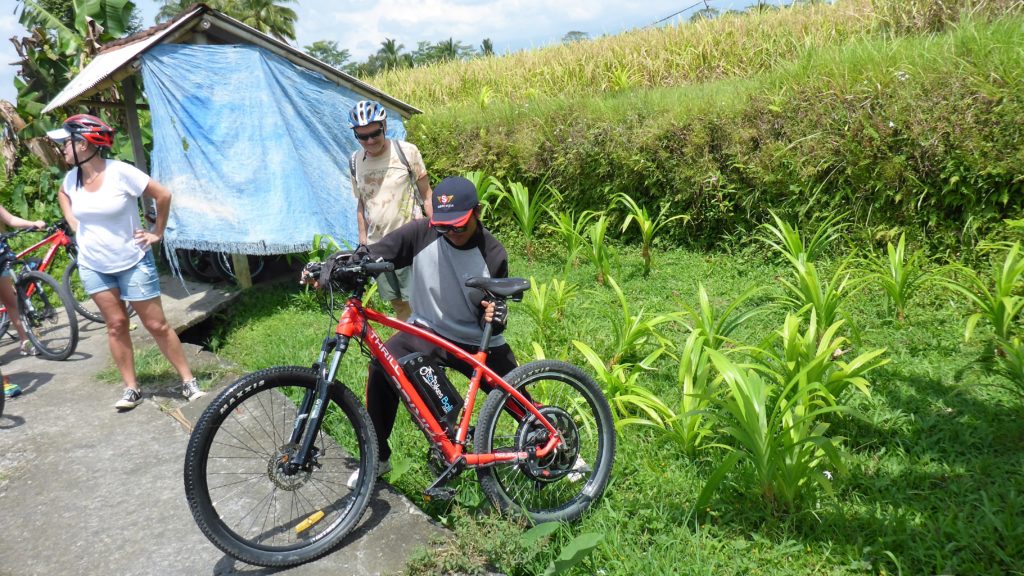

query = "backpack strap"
[[349, 149, 360, 179], [391, 140, 425, 213]]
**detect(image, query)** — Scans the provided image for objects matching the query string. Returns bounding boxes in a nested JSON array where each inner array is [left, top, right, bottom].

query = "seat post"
[[478, 315, 493, 353]]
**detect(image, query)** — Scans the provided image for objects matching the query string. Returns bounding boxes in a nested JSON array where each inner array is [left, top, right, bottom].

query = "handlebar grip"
[[363, 261, 395, 275]]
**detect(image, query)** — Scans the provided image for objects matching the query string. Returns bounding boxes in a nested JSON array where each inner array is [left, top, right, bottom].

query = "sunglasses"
[[432, 223, 469, 234], [353, 127, 384, 141]]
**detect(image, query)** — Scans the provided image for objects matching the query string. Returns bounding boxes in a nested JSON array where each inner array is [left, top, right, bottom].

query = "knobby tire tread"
[[474, 359, 616, 524], [17, 270, 79, 360], [183, 366, 379, 568]]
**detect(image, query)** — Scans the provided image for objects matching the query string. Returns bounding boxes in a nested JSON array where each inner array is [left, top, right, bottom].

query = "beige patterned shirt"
[[350, 141, 428, 242]]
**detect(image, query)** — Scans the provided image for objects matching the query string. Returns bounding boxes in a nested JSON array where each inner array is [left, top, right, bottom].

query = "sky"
[[0, 0, 793, 108]]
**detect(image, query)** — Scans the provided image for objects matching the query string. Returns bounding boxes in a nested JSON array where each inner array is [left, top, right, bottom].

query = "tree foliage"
[[304, 40, 351, 69], [11, 0, 139, 133], [156, 0, 297, 42]]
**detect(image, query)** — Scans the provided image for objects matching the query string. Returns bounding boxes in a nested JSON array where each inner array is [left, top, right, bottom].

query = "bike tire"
[[213, 252, 266, 282], [0, 310, 10, 339], [184, 366, 379, 568], [176, 249, 222, 283], [16, 270, 79, 361], [62, 260, 103, 323], [474, 360, 616, 524]]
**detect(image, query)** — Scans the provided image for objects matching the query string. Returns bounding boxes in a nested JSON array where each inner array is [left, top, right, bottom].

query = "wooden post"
[[122, 75, 147, 173], [231, 254, 253, 289]]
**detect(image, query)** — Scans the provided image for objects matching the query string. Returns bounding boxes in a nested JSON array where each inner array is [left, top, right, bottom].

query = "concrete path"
[[0, 275, 446, 576]]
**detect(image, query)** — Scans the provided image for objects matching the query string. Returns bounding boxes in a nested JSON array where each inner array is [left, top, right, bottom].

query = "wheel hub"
[[267, 443, 313, 490], [516, 406, 580, 482]]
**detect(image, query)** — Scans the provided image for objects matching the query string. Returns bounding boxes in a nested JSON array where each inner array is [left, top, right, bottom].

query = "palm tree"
[[480, 38, 494, 57], [376, 38, 406, 71], [435, 37, 458, 62], [156, 0, 210, 23], [222, 0, 298, 43]]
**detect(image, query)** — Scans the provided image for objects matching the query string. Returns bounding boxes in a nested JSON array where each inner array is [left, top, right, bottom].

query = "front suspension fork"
[[286, 334, 351, 473]]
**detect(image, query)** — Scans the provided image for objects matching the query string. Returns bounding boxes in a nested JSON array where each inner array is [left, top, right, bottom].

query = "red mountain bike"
[[183, 253, 616, 568], [0, 229, 79, 360], [0, 221, 131, 325]]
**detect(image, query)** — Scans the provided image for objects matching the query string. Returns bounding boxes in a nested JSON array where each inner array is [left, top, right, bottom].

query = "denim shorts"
[[79, 251, 161, 301], [376, 266, 412, 302]]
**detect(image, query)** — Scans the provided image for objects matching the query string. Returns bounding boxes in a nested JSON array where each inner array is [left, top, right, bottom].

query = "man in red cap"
[[346, 175, 516, 487]]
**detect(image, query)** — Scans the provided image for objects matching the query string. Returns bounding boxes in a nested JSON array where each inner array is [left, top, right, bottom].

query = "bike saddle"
[[464, 277, 530, 300]]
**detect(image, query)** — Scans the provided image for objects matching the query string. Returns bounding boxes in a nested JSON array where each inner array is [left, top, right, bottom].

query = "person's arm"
[[136, 179, 171, 247], [416, 175, 433, 219], [355, 196, 369, 244], [57, 187, 78, 233], [0, 204, 44, 230], [366, 219, 424, 269]]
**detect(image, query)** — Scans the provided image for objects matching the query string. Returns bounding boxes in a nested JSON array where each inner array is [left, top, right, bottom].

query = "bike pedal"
[[423, 487, 456, 502]]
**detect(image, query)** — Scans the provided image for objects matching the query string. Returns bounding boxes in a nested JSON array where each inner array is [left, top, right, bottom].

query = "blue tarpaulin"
[[139, 44, 407, 256]]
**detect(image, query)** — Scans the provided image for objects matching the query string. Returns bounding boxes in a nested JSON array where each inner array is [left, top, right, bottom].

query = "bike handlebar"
[[301, 253, 394, 293]]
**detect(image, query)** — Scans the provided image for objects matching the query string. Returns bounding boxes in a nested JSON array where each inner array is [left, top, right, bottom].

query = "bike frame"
[[0, 227, 72, 314], [15, 227, 73, 274], [290, 293, 563, 474]]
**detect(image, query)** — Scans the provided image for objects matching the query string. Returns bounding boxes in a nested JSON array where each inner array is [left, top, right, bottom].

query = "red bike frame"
[[13, 226, 73, 274], [335, 296, 562, 468], [0, 226, 74, 315]]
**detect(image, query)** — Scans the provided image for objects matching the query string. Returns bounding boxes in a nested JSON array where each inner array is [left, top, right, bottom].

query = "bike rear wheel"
[[475, 360, 616, 524], [176, 249, 222, 283], [184, 366, 378, 568], [17, 270, 79, 360], [213, 252, 266, 283]]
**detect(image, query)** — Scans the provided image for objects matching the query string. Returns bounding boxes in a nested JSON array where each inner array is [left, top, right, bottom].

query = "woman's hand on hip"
[[134, 229, 161, 248]]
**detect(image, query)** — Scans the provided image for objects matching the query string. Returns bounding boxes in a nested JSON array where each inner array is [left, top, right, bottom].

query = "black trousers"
[[365, 330, 518, 462]]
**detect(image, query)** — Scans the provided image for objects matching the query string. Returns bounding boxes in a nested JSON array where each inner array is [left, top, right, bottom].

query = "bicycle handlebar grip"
[[363, 260, 395, 275]]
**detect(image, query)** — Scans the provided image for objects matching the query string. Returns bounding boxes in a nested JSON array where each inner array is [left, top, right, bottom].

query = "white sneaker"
[[19, 340, 39, 356], [114, 388, 143, 410], [182, 378, 206, 401], [346, 460, 391, 489], [567, 455, 589, 482]]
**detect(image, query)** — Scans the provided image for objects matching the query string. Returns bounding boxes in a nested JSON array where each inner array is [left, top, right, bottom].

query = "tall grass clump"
[[376, 1, 883, 107], [407, 12, 1024, 252], [853, 232, 935, 322]]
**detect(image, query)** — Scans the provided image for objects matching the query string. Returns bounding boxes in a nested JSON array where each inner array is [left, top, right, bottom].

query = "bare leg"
[[390, 299, 412, 322], [130, 296, 194, 382], [93, 289, 138, 390]]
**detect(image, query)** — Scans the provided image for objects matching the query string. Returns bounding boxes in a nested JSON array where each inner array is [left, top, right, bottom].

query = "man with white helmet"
[[348, 100, 432, 321]]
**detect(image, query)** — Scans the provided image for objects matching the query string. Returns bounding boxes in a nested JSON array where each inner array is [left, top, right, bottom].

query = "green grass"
[[95, 337, 236, 393], [209, 228, 1024, 575]]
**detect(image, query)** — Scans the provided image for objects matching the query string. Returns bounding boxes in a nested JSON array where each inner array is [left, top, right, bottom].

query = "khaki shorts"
[[376, 266, 412, 302]]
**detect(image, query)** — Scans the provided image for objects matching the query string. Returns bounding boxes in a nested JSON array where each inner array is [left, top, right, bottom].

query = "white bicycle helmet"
[[348, 100, 387, 128]]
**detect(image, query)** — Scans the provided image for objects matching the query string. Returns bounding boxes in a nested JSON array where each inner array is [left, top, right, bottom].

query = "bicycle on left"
[[0, 228, 79, 360]]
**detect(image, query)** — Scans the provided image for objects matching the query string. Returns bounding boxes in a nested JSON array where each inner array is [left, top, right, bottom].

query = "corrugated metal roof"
[[42, 7, 204, 113], [42, 5, 421, 117]]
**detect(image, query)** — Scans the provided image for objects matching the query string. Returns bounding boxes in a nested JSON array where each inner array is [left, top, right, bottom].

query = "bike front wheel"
[[475, 360, 616, 524], [184, 366, 379, 568], [17, 270, 79, 360], [0, 309, 10, 339]]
